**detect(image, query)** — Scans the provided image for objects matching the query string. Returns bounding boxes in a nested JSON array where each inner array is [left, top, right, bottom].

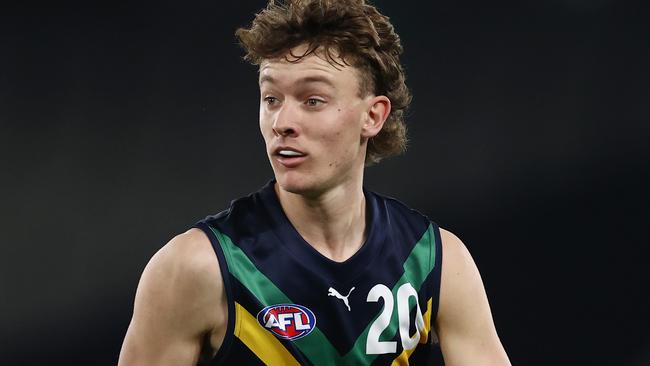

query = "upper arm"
[[118, 228, 227, 366], [435, 228, 511, 366]]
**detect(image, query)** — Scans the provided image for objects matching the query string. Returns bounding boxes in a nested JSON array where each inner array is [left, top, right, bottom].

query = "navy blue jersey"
[[194, 181, 442, 365]]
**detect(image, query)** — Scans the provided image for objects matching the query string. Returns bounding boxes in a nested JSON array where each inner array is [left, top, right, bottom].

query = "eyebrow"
[[259, 75, 336, 88]]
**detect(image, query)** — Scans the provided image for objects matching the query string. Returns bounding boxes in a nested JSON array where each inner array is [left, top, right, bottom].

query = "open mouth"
[[274, 147, 307, 167], [277, 150, 306, 158]]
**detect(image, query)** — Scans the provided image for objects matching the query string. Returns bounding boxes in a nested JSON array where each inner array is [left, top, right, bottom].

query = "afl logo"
[[256, 304, 316, 341]]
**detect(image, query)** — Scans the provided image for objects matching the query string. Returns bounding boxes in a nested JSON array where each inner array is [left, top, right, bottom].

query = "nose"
[[272, 101, 300, 137]]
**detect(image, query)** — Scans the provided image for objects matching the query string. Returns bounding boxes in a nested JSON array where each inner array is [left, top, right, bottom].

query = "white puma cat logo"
[[328, 286, 355, 311]]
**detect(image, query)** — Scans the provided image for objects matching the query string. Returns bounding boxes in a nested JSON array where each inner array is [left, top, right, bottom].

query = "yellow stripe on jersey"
[[390, 298, 434, 366], [234, 302, 301, 366]]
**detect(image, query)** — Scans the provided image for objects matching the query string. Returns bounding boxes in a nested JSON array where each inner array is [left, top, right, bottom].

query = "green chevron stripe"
[[338, 224, 436, 365], [208, 223, 437, 366], [209, 226, 340, 363]]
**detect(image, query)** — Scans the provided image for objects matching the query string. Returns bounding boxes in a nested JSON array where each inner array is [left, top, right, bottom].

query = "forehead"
[[258, 46, 360, 90]]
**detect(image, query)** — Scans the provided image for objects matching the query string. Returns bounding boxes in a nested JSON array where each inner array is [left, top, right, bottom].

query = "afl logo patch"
[[256, 304, 316, 340]]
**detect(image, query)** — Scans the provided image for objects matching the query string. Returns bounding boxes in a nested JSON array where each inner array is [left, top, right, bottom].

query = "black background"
[[1, 0, 649, 365]]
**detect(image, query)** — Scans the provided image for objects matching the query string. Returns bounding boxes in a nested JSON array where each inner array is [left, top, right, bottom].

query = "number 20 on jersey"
[[366, 283, 426, 355]]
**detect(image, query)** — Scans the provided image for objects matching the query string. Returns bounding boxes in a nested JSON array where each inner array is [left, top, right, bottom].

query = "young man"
[[119, 1, 511, 365]]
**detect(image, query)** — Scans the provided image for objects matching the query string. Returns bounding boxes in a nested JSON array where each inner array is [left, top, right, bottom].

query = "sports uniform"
[[194, 181, 443, 365]]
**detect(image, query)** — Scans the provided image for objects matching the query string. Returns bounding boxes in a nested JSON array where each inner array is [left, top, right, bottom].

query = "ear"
[[361, 95, 391, 138]]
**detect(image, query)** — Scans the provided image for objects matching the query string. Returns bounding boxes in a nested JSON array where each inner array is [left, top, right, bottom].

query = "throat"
[[296, 206, 368, 263], [310, 234, 366, 263], [276, 182, 368, 263]]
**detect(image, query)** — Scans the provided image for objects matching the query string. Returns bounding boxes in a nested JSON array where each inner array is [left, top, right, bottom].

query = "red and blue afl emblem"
[[256, 304, 316, 341]]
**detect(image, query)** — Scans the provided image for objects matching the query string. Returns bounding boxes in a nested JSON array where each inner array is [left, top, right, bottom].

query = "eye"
[[264, 96, 279, 106], [305, 98, 325, 107]]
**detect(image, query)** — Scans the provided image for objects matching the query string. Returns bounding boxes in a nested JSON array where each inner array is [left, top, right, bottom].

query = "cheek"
[[258, 107, 266, 130], [259, 113, 273, 142], [331, 109, 363, 143], [320, 109, 363, 165]]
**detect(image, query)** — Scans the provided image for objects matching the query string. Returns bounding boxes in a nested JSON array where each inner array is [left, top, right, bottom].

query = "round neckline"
[[259, 180, 386, 284]]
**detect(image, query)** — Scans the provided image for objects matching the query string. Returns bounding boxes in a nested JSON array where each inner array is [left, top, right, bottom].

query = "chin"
[[275, 174, 311, 194], [274, 171, 324, 197]]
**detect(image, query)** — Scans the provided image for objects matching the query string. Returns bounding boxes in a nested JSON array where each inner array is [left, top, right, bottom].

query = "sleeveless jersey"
[[194, 181, 443, 366]]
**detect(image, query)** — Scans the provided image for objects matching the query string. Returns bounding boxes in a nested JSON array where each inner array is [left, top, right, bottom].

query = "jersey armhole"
[[429, 221, 443, 345], [194, 221, 236, 365]]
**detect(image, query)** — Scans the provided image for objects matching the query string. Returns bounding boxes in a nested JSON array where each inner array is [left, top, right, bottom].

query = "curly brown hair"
[[235, 0, 411, 165]]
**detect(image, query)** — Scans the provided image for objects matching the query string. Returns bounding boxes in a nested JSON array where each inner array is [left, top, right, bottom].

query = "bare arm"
[[436, 228, 511, 366], [118, 228, 227, 366]]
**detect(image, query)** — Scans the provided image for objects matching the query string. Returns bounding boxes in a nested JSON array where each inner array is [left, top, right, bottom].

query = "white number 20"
[[366, 283, 426, 354]]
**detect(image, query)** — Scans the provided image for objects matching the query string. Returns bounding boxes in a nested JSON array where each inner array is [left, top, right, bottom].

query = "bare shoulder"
[[119, 228, 226, 366], [438, 228, 483, 291], [138, 227, 224, 331], [438, 228, 486, 325], [149, 228, 221, 288], [439, 228, 474, 271], [436, 227, 511, 365]]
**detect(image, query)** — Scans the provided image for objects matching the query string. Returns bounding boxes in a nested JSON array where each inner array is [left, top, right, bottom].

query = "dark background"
[[1, 0, 649, 365]]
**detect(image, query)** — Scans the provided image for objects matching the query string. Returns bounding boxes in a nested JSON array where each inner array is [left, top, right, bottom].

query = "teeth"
[[279, 150, 304, 157]]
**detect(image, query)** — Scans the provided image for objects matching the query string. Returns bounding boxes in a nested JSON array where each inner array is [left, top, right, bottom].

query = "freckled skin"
[[258, 46, 373, 196]]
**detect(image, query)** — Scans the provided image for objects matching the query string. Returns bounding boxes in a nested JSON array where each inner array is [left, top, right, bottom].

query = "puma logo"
[[328, 286, 355, 311]]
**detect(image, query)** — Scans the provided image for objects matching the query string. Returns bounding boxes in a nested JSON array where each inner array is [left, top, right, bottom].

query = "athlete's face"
[[258, 45, 390, 196]]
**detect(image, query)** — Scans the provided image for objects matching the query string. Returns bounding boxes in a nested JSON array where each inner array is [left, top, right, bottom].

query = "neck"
[[275, 177, 367, 263]]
